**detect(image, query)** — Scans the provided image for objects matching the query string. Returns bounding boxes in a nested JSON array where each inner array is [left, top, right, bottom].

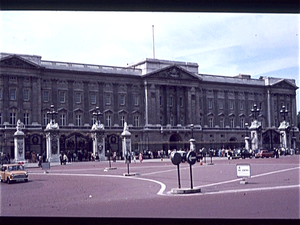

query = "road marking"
[[30, 172, 166, 195], [30, 165, 300, 197]]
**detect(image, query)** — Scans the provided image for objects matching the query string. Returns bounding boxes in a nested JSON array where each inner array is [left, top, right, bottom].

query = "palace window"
[[10, 88, 16, 100], [106, 115, 111, 127], [240, 118, 245, 128], [240, 101, 244, 110], [59, 91, 66, 103], [75, 92, 81, 104], [43, 114, 49, 125], [230, 101, 234, 110], [90, 93, 96, 104], [106, 94, 111, 105], [134, 95, 139, 106], [43, 90, 49, 102], [170, 116, 174, 126], [60, 114, 66, 126], [209, 118, 214, 128], [160, 116, 163, 125], [159, 96, 162, 106], [0, 113, 2, 124], [120, 95, 125, 105], [180, 116, 184, 125], [76, 114, 81, 126], [180, 97, 183, 107], [23, 89, 29, 101], [134, 116, 139, 127], [0, 88, 2, 100], [120, 115, 125, 127], [220, 118, 224, 128], [10, 113, 16, 125], [208, 99, 213, 109], [219, 100, 223, 109], [230, 118, 235, 128], [23, 113, 29, 125]]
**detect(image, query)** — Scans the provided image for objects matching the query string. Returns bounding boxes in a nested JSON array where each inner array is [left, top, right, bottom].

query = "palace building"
[[0, 52, 298, 159]]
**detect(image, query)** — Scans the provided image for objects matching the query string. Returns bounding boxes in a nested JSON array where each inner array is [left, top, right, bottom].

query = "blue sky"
[[1, 11, 299, 111]]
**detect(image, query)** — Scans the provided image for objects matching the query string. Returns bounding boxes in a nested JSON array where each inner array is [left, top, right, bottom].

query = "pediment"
[[271, 79, 298, 90], [144, 65, 201, 81], [0, 55, 39, 69]]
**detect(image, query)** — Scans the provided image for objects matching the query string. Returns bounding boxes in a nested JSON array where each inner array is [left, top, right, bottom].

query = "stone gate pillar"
[[249, 120, 262, 151], [91, 123, 105, 161], [45, 121, 60, 162], [278, 120, 291, 153], [121, 122, 131, 161], [14, 120, 25, 163]]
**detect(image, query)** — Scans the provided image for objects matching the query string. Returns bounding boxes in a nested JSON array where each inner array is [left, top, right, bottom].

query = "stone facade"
[[0, 53, 298, 159]]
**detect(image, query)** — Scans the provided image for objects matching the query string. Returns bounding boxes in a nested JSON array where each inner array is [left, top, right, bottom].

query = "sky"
[[0, 11, 299, 111]]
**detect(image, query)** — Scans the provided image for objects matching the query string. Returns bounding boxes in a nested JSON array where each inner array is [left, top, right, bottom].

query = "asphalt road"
[[1, 155, 299, 221]]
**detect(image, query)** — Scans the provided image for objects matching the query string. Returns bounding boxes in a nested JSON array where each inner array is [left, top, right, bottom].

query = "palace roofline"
[[1, 52, 297, 88]]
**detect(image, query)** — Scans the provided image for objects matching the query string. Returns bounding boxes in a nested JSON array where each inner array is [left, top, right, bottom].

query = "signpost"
[[186, 151, 196, 189], [236, 164, 251, 184], [171, 151, 182, 188]]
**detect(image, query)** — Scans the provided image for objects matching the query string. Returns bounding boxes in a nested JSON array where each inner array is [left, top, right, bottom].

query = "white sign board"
[[236, 164, 251, 178]]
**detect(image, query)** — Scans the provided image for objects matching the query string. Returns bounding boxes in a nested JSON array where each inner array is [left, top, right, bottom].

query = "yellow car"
[[0, 164, 29, 184]]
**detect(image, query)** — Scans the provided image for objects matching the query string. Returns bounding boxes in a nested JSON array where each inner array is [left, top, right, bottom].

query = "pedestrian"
[[139, 152, 143, 163], [59, 153, 63, 165], [38, 154, 42, 167], [63, 153, 68, 165]]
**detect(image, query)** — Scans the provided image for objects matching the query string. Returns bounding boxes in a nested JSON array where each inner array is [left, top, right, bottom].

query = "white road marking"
[[30, 166, 300, 197], [30, 172, 166, 195]]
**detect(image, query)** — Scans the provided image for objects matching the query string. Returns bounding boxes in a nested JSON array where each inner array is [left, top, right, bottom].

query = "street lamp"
[[47, 105, 58, 124], [93, 107, 102, 125], [190, 124, 194, 139], [251, 104, 260, 120], [245, 123, 249, 138], [280, 105, 288, 122]]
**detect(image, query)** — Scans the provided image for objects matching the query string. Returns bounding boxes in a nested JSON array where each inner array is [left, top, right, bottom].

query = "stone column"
[[45, 121, 60, 162], [91, 123, 105, 161], [14, 120, 25, 163]]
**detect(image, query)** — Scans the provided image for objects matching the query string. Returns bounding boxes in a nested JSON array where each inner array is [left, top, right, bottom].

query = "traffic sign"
[[171, 152, 182, 165], [186, 151, 197, 165]]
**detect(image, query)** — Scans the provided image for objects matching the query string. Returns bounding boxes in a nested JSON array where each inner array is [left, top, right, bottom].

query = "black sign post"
[[186, 150, 197, 189], [171, 151, 182, 189]]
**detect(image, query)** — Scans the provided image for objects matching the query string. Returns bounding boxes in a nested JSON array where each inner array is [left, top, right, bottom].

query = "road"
[[1, 155, 299, 221]]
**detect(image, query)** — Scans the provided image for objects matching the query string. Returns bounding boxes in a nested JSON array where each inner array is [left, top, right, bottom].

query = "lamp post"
[[249, 103, 262, 151], [244, 123, 249, 151], [279, 105, 289, 155], [280, 105, 288, 122], [45, 105, 60, 163], [93, 106, 102, 125], [251, 104, 260, 120], [47, 104, 58, 124], [190, 124, 194, 139]]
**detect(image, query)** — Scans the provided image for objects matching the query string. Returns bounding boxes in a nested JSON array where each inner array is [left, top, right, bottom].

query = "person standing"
[[139, 152, 143, 163]]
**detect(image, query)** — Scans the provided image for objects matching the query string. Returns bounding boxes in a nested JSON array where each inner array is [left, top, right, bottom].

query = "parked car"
[[0, 164, 29, 184], [227, 149, 241, 160], [255, 150, 275, 158], [240, 150, 253, 159]]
